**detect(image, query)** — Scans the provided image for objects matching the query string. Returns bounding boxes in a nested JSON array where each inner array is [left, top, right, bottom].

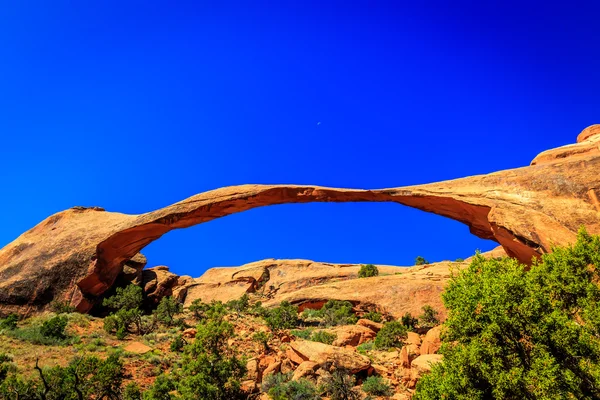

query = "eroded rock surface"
[[0, 125, 598, 313]]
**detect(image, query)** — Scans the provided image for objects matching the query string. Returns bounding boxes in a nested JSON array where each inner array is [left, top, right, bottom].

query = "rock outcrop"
[[0, 125, 598, 314]]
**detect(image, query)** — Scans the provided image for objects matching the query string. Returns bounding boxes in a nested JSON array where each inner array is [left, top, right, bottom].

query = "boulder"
[[411, 354, 443, 374], [357, 319, 384, 333], [291, 361, 319, 381], [420, 326, 442, 355], [124, 342, 152, 354], [326, 325, 377, 347], [290, 340, 371, 373]]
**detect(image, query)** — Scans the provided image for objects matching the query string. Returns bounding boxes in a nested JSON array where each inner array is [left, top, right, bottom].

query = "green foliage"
[[225, 294, 250, 314], [303, 300, 357, 327], [265, 301, 299, 331], [154, 296, 183, 327], [400, 312, 418, 331], [362, 311, 382, 323], [264, 372, 320, 400], [176, 319, 247, 399], [321, 367, 360, 400], [188, 299, 210, 320], [358, 264, 379, 278], [414, 228, 600, 400], [374, 321, 407, 350], [50, 300, 76, 314], [248, 301, 269, 317], [144, 374, 175, 400], [356, 341, 374, 354], [0, 354, 125, 399], [0, 314, 18, 331], [252, 331, 271, 353], [454, 258, 465, 263], [170, 334, 185, 352], [415, 256, 429, 266], [291, 328, 314, 340], [40, 315, 68, 339], [418, 305, 439, 329], [362, 376, 392, 396], [103, 284, 144, 311], [123, 382, 143, 400], [310, 330, 337, 345]]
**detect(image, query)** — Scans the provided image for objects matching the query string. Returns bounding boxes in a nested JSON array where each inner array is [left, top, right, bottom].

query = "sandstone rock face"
[[0, 125, 599, 313], [142, 266, 193, 306]]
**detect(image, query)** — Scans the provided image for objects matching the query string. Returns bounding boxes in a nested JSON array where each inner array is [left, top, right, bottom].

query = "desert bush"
[[362, 311, 382, 323], [50, 300, 76, 314], [154, 296, 183, 327], [320, 300, 358, 327], [374, 321, 407, 350], [123, 382, 143, 400], [176, 320, 246, 399], [103, 284, 144, 311], [321, 367, 360, 400], [265, 301, 299, 331], [291, 328, 314, 340], [40, 315, 68, 339], [188, 299, 209, 320], [356, 341, 374, 354], [143, 374, 175, 400], [170, 334, 185, 352], [414, 228, 600, 400], [0, 314, 18, 331], [310, 330, 336, 345], [415, 256, 429, 266], [103, 284, 151, 337], [225, 293, 250, 314], [358, 264, 379, 278], [263, 372, 319, 400], [362, 375, 392, 396], [418, 305, 439, 329], [400, 312, 418, 330]]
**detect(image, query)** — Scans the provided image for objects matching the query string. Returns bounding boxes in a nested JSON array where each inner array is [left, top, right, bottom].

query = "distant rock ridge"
[[0, 125, 598, 314]]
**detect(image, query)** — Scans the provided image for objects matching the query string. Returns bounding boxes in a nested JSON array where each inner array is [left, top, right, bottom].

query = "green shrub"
[[358, 264, 379, 278], [264, 301, 299, 331], [356, 341, 374, 354], [374, 321, 407, 350], [176, 320, 246, 399], [454, 258, 465, 263], [0, 314, 18, 330], [123, 382, 143, 400], [401, 312, 418, 330], [363, 311, 382, 323], [418, 305, 439, 329], [414, 228, 600, 400], [188, 298, 209, 320], [415, 256, 429, 266], [170, 334, 185, 352], [362, 375, 392, 396], [50, 300, 76, 314], [321, 367, 360, 400], [154, 296, 183, 327], [40, 315, 68, 339], [143, 374, 175, 400], [103, 284, 143, 311], [225, 293, 250, 314], [263, 373, 319, 400], [310, 330, 336, 345], [291, 328, 314, 340], [320, 300, 357, 327]]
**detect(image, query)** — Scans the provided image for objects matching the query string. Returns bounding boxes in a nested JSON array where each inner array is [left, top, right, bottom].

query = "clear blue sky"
[[1, 1, 599, 276]]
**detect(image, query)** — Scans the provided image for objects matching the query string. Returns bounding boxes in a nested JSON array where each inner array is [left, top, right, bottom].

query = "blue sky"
[[1, 1, 599, 276]]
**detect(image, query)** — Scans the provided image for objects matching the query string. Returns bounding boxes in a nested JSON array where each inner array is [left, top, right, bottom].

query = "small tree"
[[40, 315, 68, 339], [321, 366, 360, 400], [225, 293, 250, 315], [358, 264, 379, 278], [362, 376, 392, 396], [415, 256, 429, 266], [170, 334, 186, 352], [264, 301, 298, 332], [155, 296, 183, 327], [0, 314, 18, 331], [374, 321, 407, 350], [418, 305, 439, 329], [320, 300, 358, 327], [188, 298, 209, 320], [401, 312, 418, 331]]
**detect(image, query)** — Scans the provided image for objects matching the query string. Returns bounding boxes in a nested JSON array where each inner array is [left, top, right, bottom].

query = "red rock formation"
[[0, 125, 598, 313]]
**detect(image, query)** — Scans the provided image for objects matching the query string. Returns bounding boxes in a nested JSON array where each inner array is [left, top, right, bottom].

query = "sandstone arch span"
[[0, 125, 599, 313]]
